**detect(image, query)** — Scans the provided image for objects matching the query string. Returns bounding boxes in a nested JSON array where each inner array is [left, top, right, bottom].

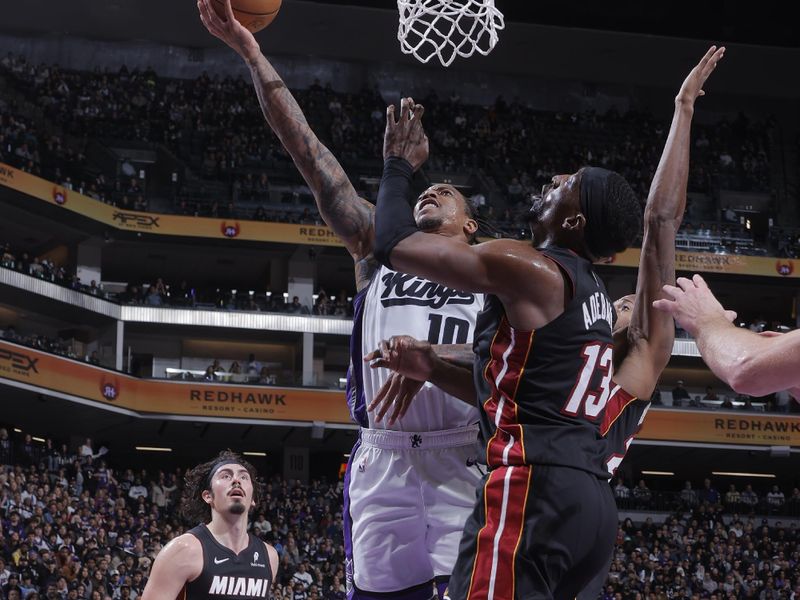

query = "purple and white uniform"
[[344, 265, 484, 599]]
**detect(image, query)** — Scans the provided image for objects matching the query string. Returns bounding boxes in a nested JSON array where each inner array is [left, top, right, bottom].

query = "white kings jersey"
[[346, 265, 483, 432]]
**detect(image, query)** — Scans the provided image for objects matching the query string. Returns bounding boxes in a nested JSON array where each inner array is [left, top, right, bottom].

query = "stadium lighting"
[[32, 436, 46, 443], [243, 451, 267, 457], [712, 471, 776, 478], [641, 470, 674, 476], [135, 446, 172, 452]]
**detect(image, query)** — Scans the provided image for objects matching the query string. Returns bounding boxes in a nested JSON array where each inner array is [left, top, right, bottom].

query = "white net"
[[397, 0, 505, 68]]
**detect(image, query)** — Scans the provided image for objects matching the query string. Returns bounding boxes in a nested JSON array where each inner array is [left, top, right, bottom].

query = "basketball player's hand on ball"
[[675, 45, 725, 107], [198, 0, 261, 62], [384, 97, 429, 171]]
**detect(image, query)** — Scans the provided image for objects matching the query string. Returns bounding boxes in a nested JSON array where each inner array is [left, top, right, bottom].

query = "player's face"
[[206, 463, 254, 516], [528, 171, 582, 243], [613, 294, 635, 334], [414, 184, 473, 240]]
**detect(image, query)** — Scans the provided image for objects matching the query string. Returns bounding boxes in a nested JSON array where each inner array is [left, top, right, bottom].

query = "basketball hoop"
[[397, 0, 505, 68]]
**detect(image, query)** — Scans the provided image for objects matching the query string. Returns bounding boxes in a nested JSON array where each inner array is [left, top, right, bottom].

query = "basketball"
[[211, 0, 282, 33]]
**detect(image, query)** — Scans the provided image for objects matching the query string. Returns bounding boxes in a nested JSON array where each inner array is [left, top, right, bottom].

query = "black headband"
[[579, 167, 616, 259], [205, 461, 247, 489]]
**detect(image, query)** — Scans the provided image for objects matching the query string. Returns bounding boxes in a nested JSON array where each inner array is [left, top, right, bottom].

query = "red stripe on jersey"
[[482, 318, 534, 467], [466, 466, 531, 600], [600, 384, 638, 436]]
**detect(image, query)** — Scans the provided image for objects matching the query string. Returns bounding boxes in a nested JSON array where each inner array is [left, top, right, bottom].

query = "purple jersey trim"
[[346, 286, 370, 428]]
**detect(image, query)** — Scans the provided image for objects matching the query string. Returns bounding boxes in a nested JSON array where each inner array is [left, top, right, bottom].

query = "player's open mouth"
[[229, 489, 245, 497], [418, 198, 439, 210]]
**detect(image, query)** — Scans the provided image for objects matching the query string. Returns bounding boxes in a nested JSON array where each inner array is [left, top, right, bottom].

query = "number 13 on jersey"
[[562, 342, 617, 419]]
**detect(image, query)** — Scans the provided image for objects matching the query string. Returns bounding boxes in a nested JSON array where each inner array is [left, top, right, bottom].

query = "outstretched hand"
[[368, 373, 424, 425], [675, 45, 725, 106], [197, 0, 261, 62], [363, 335, 438, 424], [652, 274, 736, 337], [364, 335, 437, 381], [383, 97, 429, 171]]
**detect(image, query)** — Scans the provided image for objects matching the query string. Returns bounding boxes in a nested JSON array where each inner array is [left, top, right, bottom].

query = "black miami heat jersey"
[[181, 524, 273, 600], [472, 245, 616, 477]]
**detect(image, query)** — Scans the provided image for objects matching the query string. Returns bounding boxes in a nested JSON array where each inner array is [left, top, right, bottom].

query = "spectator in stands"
[[87, 350, 101, 366], [767, 485, 785, 511], [632, 480, 652, 507], [0, 428, 14, 464], [128, 478, 148, 502], [144, 285, 162, 307], [725, 484, 741, 508], [229, 361, 242, 375], [671, 380, 691, 406], [253, 513, 272, 537], [246, 354, 263, 381], [613, 478, 630, 500], [286, 296, 309, 315], [78, 438, 94, 462], [680, 480, 698, 508], [703, 385, 718, 401], [700, 478, 720, 504], [314, 291, 331, 316], [292, 561, 313, 589], [740, 483, 759, 509]]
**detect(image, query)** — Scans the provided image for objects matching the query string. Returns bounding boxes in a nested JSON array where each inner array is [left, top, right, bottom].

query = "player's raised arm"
[[614, 45, 725, 399], [198, 0, 375, 285]]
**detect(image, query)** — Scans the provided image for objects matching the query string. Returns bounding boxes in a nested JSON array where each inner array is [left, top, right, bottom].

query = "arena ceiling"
[[320, 0, 796, 48], [2, 0, 787, 49]]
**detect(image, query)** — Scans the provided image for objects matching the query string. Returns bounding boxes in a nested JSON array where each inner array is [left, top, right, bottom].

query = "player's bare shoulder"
[[157, 532, 204, 577], [141, 532, 203, 600], [476, 238, 565, 287]]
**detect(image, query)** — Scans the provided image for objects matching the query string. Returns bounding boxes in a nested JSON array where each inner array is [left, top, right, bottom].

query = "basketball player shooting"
[[365, 45, 727, 600], [142, 450, 278, 599], [198, 2, 488, 599], [373, 98, 643, 598]]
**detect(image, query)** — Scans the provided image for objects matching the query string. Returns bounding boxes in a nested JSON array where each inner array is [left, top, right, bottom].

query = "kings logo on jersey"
[[379, 271, 475, 309]]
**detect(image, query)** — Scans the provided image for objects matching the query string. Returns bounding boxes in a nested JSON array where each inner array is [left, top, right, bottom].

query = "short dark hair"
[[180, 450, 264, 524], [594, 171, 643, 255], [456, 192, 479, 245]]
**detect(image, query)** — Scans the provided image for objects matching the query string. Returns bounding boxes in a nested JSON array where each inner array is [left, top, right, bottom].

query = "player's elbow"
[[644, 209, 681, 232], [725, 352, 768, 396]]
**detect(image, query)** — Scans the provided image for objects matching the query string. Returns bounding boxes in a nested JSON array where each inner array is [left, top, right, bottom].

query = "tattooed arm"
[[198, 0, 376, 289]]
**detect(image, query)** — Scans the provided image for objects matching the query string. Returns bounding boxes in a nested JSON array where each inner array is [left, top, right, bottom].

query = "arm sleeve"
[[373, 157, 419, 269]]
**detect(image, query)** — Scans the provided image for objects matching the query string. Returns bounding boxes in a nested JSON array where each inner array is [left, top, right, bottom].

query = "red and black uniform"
[[179, 524, 273, 600], [448, 246, 620, 600]]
